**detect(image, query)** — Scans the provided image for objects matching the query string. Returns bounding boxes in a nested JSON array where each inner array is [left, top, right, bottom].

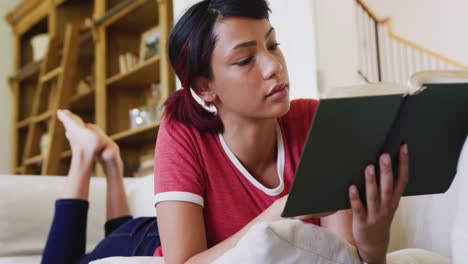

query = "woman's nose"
[[261, 53, 283, 80]]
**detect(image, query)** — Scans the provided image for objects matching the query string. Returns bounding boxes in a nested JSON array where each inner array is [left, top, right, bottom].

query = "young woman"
[[154, 0, 408, 264], [42, 0, 408, 263]]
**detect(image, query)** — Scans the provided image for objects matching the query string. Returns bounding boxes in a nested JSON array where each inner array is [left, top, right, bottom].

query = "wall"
[[314, 0, 365, 96], [173, 0, 319, 99], [365, 0, 468, 65], [0, 0, 20, 173]]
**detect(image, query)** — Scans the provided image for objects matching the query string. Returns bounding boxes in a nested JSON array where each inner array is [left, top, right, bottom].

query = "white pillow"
[[214, 219, 362, 264], [90, 256, 165, 264]]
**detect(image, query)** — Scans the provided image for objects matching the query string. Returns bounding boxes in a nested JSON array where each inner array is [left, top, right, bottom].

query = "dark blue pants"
[[41, 199, 160, 264]]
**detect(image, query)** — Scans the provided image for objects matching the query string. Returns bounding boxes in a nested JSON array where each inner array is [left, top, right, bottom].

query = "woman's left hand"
[[349, 144, 409, 264]]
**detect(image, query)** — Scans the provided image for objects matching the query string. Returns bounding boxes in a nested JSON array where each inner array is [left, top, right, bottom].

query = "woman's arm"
[[156, 202, 207, 264], [157, 197, 335, 264], [156, 197, 292, 264], [156, 200, 277, 264], [320, 209, 356, 246]]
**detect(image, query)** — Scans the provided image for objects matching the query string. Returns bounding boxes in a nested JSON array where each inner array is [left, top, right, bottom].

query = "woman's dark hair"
[[164, 0, 271, 133]]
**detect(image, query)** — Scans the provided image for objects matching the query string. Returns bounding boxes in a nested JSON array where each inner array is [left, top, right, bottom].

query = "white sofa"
[[0, 138, 466, 264]]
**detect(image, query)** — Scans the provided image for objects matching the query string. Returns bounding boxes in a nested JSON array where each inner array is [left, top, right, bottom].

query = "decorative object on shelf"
[[76, 75, 94, 96], [118, 52, 139, 73], [139, 27, 160, 63], [40, 132, 50, 157], [31, 34, 49, 61], [129, 107, 152, 129], [146, 83, 163, 122]]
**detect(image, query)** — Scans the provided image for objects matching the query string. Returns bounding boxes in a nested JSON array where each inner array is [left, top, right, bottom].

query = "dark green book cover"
[[282, 83, 468, 217]]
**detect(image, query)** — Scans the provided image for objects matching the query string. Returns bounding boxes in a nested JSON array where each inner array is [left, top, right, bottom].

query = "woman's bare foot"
[[57, 109, 101, 158], [57, 109, 123, 176]]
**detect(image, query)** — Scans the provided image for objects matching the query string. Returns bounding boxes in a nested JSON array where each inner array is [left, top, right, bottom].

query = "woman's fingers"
[[379, 154, 394, 206], [364, 165, 380, 219], [393, 144, 409, 206], [349, 185, 366, 223]]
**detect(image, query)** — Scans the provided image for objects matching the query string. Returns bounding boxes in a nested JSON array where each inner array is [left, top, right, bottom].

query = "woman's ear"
[[194, 76, 216, 103]]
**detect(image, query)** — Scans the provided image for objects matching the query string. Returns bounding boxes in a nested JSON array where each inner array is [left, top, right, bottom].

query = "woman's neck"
[[221, 115, 277, 173]]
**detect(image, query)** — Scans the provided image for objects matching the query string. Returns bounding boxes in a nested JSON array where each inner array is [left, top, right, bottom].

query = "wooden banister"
[[355, 0, 468, 71]]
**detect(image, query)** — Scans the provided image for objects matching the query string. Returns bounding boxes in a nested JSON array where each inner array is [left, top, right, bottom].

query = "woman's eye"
[[235, 57, 253, 66], [269, 42, 280, 50]]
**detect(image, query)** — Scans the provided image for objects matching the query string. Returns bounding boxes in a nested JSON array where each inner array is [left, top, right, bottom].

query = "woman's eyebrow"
[[264, 27, 274, 40], [232, 27, 275, 50]]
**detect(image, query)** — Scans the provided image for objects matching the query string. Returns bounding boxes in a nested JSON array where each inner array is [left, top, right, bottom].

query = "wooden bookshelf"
[[16, 118, 31, 129], [111, 121, 160, 145], [8, 60, 42, 82], [106, 55, 160, 89], [6, 0, 175, 176], [24, 154, 43, 166], [60, 150, 71, 159]]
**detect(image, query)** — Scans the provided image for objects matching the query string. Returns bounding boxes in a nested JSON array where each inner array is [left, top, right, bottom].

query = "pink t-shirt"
[[153, 99, 320, 256]]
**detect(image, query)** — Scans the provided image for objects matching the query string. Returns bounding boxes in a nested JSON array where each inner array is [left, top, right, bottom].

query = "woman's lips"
[[266, 84, 289, 99]]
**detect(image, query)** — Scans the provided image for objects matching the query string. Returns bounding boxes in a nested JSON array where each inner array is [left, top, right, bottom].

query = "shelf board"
[[9, 60, 42, 82], [99, 0, 157, 32], [16, 118, 31, 129], [40, 67, 62, 83], [24, 154, 44, 166], [14, 166, 25, 174], [32, 111, 53, 123], [60, 150, 72, 159], [110, 121, 160, 146], [106, 55, 160, 89], [70, 90, 95, 111]]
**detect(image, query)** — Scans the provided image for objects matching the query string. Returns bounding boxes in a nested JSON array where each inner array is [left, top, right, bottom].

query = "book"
[[282, 80, 468, 217], [118, 54, 127, 73]]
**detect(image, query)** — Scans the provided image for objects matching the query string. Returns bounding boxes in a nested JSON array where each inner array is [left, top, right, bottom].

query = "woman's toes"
[[101, 147, 118, 161], [57, 109, 85, 130]]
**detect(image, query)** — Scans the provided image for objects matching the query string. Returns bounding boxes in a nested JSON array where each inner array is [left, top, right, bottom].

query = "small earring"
[[190, 88, 218, 115]]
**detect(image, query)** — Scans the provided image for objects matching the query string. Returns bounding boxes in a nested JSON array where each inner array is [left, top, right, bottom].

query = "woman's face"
[[201, 17, 290, 121]]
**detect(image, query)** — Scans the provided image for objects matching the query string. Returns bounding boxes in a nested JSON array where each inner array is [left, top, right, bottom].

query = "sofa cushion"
[[125, 174, 156, 217], [388, 138, 467, 257], [451, 139, 468, 263], [387, 248, 450, 264], [0, 175, 107, 257], [0, 256, 42, 264]]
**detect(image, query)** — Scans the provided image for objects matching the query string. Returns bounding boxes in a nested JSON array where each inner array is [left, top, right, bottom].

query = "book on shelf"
[[118, 52, 139, 74], [282, 71, 468, 217]]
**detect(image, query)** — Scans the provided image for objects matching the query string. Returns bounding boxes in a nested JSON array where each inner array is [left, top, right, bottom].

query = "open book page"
[[321, 70, 468, 99], [408, 70, 468, 91], [321, 83, 407, 99]]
